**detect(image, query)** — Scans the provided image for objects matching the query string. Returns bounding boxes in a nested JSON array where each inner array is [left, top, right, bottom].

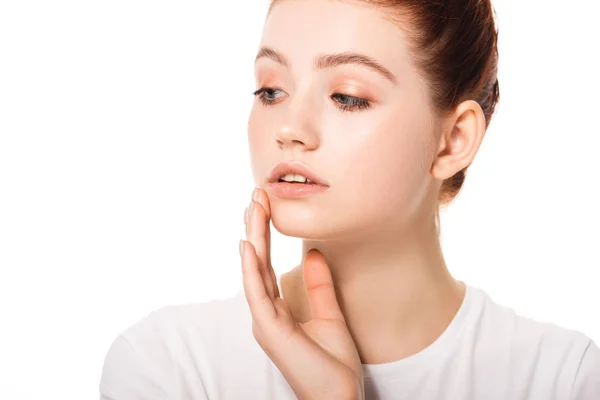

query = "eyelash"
[[252, 87, 372, 112]]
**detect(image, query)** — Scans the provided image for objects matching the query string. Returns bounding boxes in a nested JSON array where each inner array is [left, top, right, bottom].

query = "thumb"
[[303, 249, 346, 323]]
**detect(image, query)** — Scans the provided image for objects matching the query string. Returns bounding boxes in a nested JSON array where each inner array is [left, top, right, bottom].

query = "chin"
[[269, 200, 340, 240]]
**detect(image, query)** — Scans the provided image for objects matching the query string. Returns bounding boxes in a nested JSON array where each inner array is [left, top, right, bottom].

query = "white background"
[[0, 1, 598, 399]]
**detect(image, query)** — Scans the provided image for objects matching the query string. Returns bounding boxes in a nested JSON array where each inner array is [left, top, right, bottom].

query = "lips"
[[267, 161, 329, 187]]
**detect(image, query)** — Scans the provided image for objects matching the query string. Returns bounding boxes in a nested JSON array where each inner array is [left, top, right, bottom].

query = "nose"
[[274, 98, 320, 151]]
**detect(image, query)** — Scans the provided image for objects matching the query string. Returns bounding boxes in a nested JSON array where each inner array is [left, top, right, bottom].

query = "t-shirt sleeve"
[[99, 335, 169, 400], [570, 339, 600, 399]]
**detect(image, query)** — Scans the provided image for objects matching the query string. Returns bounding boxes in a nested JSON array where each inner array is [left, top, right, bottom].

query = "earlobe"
[[430, 100, 486, 181]]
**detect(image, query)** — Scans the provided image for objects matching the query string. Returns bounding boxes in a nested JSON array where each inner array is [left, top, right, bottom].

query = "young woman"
[[100, 0, 600, 399]]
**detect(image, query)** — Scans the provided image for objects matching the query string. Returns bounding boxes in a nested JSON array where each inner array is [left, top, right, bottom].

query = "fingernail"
[[244, 207, 248, 225], [252, 187, 259, 201], [239, 239, 244, 257], [249, 199, 255, 217]]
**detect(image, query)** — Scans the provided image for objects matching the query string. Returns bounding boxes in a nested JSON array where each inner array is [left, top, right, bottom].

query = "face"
[[248, 0, 441, 240]]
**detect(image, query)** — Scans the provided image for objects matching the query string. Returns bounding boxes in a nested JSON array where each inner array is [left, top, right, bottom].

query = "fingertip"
[[244, 239, 256, 256], [255, 187, 271, 217], [241, 239, 258, 259], [253, 196, 270, 220], [306, 248, 324, 260]]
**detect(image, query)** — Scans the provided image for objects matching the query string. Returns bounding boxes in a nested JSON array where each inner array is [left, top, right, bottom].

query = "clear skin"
[[241, 0, 486, 397]]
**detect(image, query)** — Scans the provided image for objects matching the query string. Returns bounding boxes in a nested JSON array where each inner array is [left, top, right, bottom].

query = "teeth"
[[280, 173, 314, 183]]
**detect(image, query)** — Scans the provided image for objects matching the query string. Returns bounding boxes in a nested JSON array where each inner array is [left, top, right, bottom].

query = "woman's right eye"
[[252, 87, 285, 106]]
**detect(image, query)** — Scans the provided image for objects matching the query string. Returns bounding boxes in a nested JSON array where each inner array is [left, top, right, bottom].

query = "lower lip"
[[266, 182, 330, 198]]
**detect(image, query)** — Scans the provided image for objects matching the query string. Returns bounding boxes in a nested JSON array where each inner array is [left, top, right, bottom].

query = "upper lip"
[[268, 161, 329, 186]]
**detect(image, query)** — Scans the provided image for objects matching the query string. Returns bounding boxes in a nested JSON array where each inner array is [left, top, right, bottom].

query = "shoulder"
[[100, 290, 262, 399], [570, 337, 600, 399], [467, 286, 598, 397], [475, 287, 592, 353], [118, 289, 259, 362], [120, 290, 251, 348]]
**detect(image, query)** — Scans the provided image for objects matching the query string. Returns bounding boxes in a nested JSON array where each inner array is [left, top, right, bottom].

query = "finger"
[[253, 188, 272, 266], [253, 188, 280, 298], [240, 239, 277, 325], [303, 249, 346, 323], [247, 198, 275, 300]]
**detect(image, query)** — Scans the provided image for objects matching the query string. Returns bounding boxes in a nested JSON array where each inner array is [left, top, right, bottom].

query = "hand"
[[240, 188, 365, 400]]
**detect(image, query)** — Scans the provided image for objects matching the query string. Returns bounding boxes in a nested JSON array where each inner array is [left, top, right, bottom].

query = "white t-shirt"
[[99, 284, 600, 399]]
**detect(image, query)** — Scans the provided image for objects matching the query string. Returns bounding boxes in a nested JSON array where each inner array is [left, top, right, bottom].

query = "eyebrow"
[[254, 46, 398, 85]]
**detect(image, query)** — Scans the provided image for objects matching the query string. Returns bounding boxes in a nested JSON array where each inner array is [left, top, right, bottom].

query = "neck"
[[280, 218, 466, 365]]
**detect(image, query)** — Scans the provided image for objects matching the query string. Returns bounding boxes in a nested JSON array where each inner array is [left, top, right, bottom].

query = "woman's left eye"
[[331, 93, 372, 112]]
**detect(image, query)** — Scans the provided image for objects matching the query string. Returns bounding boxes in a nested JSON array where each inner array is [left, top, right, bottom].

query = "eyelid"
[[332, 84, 374, 100]]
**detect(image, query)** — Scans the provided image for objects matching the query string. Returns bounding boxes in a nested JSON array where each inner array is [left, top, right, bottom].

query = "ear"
[[431, 100, 486, 180]]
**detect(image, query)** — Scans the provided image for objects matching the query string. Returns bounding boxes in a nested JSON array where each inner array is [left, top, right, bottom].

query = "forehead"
[[260, 0, 413, 76]]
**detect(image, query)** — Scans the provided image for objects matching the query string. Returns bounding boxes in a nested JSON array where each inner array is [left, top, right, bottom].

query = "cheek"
[[247, 108, 267, 152], [247, 108, 273, 181], [339, 111, 435, 214]]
